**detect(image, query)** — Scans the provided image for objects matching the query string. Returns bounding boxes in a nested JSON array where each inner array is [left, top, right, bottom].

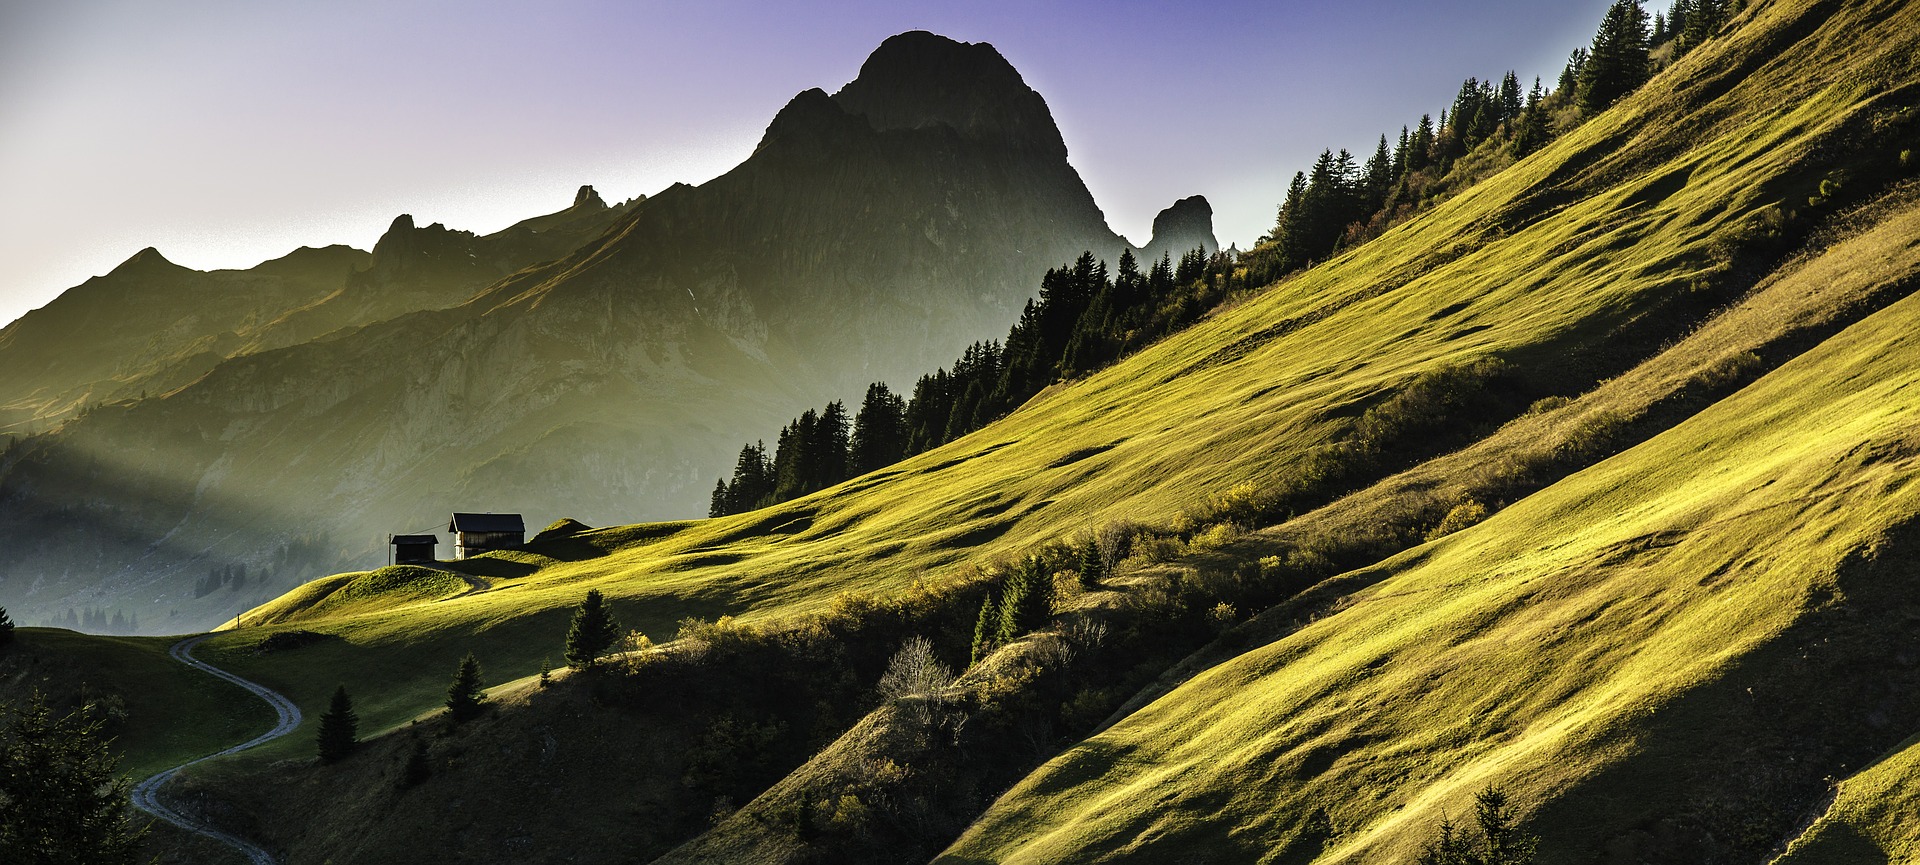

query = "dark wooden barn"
[[449, 512, 525, 559], [389, 534, 439, 565]]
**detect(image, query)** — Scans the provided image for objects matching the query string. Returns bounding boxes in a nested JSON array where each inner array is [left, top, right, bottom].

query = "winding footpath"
[[131, 635, 302, 865]]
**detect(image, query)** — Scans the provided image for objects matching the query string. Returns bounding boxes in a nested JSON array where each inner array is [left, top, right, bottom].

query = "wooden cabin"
[[449, 512, 525, 559], [389, 534, 439, 565]]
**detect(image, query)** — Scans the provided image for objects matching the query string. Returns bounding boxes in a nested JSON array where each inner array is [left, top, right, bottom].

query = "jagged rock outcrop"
[[1141, 195, 1219, 263]]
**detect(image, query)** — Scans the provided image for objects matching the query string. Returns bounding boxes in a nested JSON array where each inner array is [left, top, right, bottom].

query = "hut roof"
[[389, 534, 439, 545], [449, 513, 525, 533]]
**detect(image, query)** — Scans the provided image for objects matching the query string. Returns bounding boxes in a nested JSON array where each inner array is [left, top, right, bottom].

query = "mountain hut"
[[449, 512, 525, 559], [389, 534, 439, 565]]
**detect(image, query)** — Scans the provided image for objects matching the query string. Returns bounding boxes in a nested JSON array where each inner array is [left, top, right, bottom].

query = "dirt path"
[[131, 634, 301, 865]]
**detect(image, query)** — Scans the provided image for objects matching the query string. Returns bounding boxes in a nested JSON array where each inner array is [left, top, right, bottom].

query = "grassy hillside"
[[0, 629, 271, 779], [118, 0, 1920, 860], [208, 0, 1910, 757], [940, 242, 1920, 864]]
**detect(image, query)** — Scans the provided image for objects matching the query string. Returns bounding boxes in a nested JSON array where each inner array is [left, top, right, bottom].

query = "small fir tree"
[[564, 589, 620, 669], [445, 652, 485, 723], [1415, 786, 1539, 865], [0, 606, 14, 647], [315, 685, 358, 764], [401, 739, 431, 789], [969, 594, 998, 665], [0, 691, 145, 863]]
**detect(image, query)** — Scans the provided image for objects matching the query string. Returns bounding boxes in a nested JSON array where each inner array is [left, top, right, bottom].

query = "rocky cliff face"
[[1141, 195, 1219, 262], [0, 32, 1213, 632]]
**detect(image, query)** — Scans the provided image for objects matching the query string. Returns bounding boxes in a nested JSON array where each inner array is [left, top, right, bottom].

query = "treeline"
[[712, 246, 1234, 516], [39, 606, 140, 634], [1253, 0, 1741, 283]]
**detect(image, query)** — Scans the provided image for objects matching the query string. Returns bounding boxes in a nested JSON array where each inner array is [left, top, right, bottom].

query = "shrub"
[[1424, 501, 1491, 542], [877, 636, 955, 703]]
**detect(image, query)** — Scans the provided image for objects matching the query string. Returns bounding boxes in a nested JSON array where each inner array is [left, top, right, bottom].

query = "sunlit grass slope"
[[939, 234, 1920, 864], [213, 0, 1913, 771], [1776, 733, 1920, 862], [0, 629, 272, 778]]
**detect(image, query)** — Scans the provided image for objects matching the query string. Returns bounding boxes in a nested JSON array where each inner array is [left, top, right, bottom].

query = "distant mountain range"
[[0, 31, 1214, 632]]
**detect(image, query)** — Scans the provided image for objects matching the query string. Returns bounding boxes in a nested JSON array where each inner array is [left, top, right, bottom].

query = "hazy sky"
[[0, 0, 1616, 329]]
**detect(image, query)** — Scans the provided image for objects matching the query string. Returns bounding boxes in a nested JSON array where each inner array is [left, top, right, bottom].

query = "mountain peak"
[[829, 31, 1067, 158], [106, 246, 190, 280], [1143, 195, 1219, 260], [573, 185, 605, 210]]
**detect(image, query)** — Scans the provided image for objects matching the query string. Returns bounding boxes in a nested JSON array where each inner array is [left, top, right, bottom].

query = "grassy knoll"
[[0, 628, 272, 779]]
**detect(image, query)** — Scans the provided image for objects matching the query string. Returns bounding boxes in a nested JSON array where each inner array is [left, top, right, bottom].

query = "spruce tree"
[[850, 383, 908, 474], [401, 739, 431, 789], [316, 685, 358, 764], [564, 589, 620, 669], [0, 692, 145, 863], [0, 606, 13, 647], [709, 479, 730, 519], [1579, 0, 1652, 113], [445, 652, 485, 723], [969, 594, 997, 665], [1077, 540, 1107, 587]]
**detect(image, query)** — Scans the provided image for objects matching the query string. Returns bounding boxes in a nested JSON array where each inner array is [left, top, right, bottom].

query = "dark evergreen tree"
[[1410, 114, 1436, 173], [850, 383, 908, 474], [1498, 71, 1524, 122], [1415, 786, 1539, 865], [1678, 0, 1724, 52], [0, 692, 144, 863], [709, 479, 730, 519], [1362, 135, 1394, 214], [1514, 78, 1552, 156], [564, 589, 620, 669], [1579, 0, 1651, 113], [401, 739, 431, 789], [0, 606, 13, 647], [1558, 48, 1590, 95], [316, 685, 358, 764], [807, 400, 852, 490], [1076, 540, 1107, 587], [969, 594, 997, 665], [445, 652, 485, 723]]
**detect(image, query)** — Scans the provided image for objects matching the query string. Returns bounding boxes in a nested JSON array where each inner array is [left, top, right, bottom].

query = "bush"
[[1424, 501, 1491, 542]]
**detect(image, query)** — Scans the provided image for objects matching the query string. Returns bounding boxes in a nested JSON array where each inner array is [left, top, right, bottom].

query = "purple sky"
[[0, 0, 1616, 328]]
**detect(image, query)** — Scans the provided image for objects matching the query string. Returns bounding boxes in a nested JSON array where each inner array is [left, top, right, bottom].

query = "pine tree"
[[1415, 786, 1539, 865], [315, 685, 358, 764], [1514, 78, 1552, 156], [0, 606, 13, 647], [564, 589, 620, 669], [969, 594, 997, 665], [850, 383, 908, 474], [445, 652, 485, 723], [0, 692, 145, 863], [1579, 0, 1651, 113], [709, 478, 730, 519], [401, 739, 431, 789], [1410, 114, 1436, 173], [1076, 540, 1107, 587]]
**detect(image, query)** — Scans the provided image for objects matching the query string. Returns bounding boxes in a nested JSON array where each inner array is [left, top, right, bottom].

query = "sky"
[[0, 0, 1617, 329]]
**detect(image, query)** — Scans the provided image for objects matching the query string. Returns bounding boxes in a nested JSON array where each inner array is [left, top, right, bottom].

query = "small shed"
[[389, 534, 439, 565], [449, 512, 525, 559]]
